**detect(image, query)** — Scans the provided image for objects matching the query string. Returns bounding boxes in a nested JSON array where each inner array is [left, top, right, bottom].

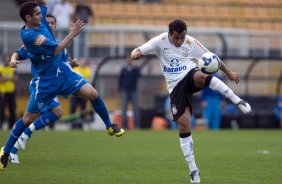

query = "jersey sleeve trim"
[[34, 35, 47, 46]]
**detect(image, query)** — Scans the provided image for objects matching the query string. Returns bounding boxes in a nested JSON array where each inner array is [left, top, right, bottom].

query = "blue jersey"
[[19, 5, 88, 113], [16, 45, 67, 113], [20, 5, 68, 79], [16, 45, 69, 76], [16, 45, 71, 113]]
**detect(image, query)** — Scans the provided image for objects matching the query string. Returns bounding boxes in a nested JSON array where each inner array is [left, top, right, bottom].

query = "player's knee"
[[22, 113, 38, 125], [52, 107, 63, 118], [193, 71, 208, 88], [79, 84, 98, 100], [178, 122, 191, 132], [176, 118, 191, 132], [86, 86, 98, 100]]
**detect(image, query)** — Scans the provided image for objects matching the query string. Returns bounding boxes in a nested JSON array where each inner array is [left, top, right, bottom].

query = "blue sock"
[[11, 147, 18, 154], [91, 96, 112, 128], [24, 127, 33, 138], [4, 118, 27, 154], [24, 111, 59, 138]]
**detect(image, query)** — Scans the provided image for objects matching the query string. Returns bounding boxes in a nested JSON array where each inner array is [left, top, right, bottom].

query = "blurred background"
[[0, 0, 281, 130]]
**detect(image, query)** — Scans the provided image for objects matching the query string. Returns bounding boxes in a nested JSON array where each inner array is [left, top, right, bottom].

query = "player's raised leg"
[[206, 75, 251, 113], [194, 72, 251, 114], [76, 83, 125, 137]]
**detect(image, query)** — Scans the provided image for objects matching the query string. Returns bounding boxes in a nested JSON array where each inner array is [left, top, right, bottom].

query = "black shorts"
[[169, 68, 203, 121]]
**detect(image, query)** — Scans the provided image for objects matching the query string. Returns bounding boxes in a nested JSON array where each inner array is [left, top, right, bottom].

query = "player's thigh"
[[193, 70, 208, 88], [75, 83, 98, 100]]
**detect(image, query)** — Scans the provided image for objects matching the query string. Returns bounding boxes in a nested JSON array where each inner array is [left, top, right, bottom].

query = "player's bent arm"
[[54, 35, 76, 56], [220, 61, 240, 84], [9, 52, 22, 68], [53, 20, 84, 56], [131, 48, 143, 60], [219, 61, 231, 75]]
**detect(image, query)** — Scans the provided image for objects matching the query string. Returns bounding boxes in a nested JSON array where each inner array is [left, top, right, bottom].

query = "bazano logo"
[[163, 59, 187, 73]]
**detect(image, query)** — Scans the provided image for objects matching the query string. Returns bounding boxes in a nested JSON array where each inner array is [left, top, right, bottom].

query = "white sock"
[[180, 136, 198, 172], [209, 77, 241, 104], [29, 123, 35, 132], [14, 141, 20, 150], [21, 132, 30, 140]]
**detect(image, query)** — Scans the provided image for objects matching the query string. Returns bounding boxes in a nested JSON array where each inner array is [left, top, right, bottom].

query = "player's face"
[[30, 6, 42, 26], [169, 30, 186, 47], [46, 17, 56, 32]]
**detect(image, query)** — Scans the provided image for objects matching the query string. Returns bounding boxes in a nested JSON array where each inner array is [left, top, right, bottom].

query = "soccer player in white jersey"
[[131, 19, 251, 183]]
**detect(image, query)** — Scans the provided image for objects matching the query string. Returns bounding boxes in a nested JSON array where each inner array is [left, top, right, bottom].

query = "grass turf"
[[0, 129, 282, 184]]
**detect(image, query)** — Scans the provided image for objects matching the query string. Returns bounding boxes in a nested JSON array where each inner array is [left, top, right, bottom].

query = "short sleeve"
[[22, 31, 57, 56], [139, 35, 161, 55], [16, 45, 29, 60]]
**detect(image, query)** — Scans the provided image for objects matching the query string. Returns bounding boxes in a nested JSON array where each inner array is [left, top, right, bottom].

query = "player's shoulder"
[[21, 28, 36, 41], [186, 35, 203, 45], [21, 26, 42, 37], [185, 35, 196, 44], [145, 32, 167, 47], [159, 32, 168, 41], [21, 26, 48, 46]]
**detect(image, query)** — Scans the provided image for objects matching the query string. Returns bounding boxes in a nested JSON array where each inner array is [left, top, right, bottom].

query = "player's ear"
[[25, 15, 32, 22]]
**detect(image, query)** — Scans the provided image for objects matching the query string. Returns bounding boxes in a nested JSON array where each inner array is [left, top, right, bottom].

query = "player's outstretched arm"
[[54, 19, 84, 56], [220, 61, 240, 84], [9, 52, 22, 68], [131, 48, 143, 60]]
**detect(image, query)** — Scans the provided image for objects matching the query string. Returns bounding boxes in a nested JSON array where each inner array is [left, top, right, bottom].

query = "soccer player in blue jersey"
[[0, 0, 125, 170], [8, 14, 80, 164]]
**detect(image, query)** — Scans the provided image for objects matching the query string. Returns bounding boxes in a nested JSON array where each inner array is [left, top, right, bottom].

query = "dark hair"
[[46, 14, 57, 23], [19, 1, 39, 22], [169, 19, 187, 35]]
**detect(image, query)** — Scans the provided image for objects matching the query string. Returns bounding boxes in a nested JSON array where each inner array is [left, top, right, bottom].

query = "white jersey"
[[139, 32, 209, 93]]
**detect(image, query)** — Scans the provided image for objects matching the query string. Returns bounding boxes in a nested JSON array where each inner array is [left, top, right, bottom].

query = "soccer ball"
[[198, 52, 221, 74]]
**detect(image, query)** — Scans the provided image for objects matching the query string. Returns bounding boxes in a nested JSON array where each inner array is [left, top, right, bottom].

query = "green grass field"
[[0, 129, 282, 184]]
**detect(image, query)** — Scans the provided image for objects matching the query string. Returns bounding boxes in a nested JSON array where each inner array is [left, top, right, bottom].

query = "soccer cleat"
[[9, 153, 20, 164], [190, 169, 200, 183], [107, 123, 125, 137], [0, 147, 9, 171], [18, 134, 29, 151], [237, 100, 252, 114]]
